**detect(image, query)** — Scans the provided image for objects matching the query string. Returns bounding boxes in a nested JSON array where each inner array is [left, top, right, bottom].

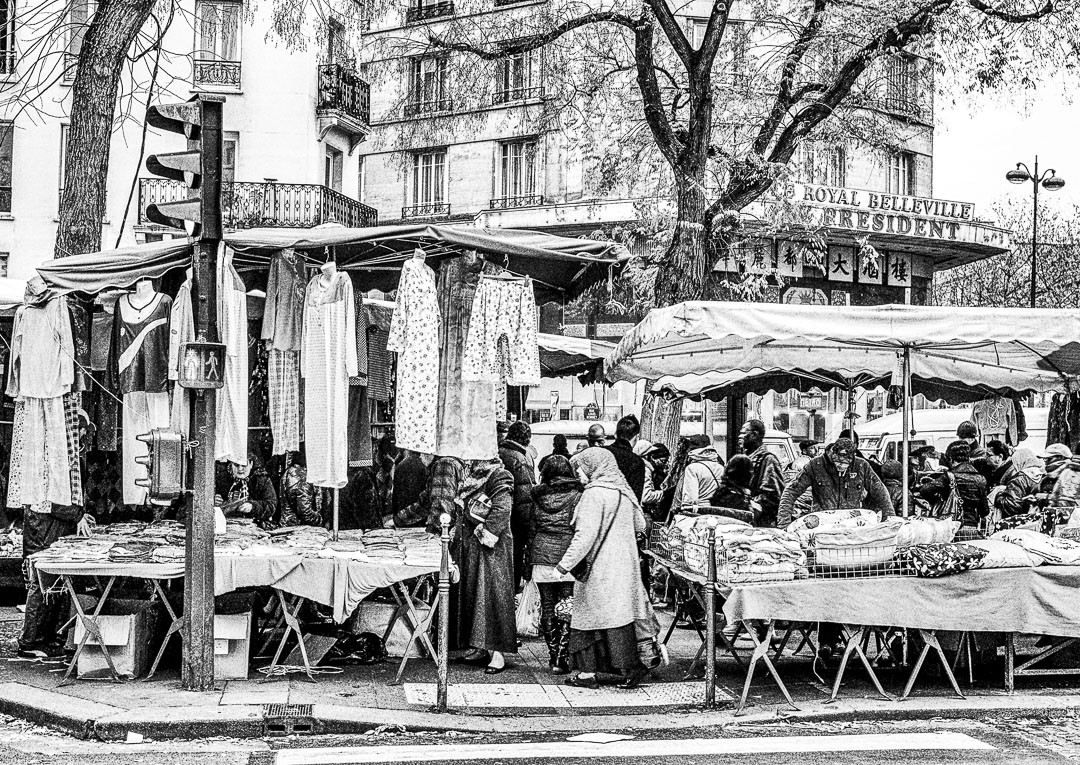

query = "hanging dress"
[[216, 248, 249, 465], [107, 291, 172, 505], [387, 258, 440, 455], [261, 249, 306, 454], [168, 272, 195, 437], [302, 269, 357, 488]]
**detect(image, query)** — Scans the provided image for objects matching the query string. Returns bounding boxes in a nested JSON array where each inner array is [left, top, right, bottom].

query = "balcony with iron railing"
[[317, 63, 371, 126], [406, 0, 454, 23], [489, 194, 543, 209], [402, 202, 450, 219], [139, 178, 378, 230], [492, 86, 544, 105], [193, 58, 242, 90], [403, 97, 454, 118]]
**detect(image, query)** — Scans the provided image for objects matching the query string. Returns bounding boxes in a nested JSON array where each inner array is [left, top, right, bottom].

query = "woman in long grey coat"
[[555, 448, 656, 689]]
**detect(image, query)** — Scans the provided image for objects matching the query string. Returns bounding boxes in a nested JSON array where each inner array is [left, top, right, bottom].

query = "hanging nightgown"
[[261, 249, 306, 454], [387, 258, 440, 455], [168, 272, 195, 437], [216, 248, 249, 465], [107, 290, 173, 505], [302, 270, 357, 488]]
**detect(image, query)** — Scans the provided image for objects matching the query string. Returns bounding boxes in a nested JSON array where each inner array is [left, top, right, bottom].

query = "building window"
[[0, 122, 11, 213], [222, 131, 238, 184], [64, 0, 95, 82], [799, 142, 846, 187], [0, 252, 8, 276], [687, 19, 707, 50], [324, 145, 343, 192], [406, 0, 454, 23], [494, 49, 542, 104], [721, 21, 749, 88], [357, 156, 366, 203], [491, 140, 541, 208], [404, 149, 449, 217], [887, 151, 916, 196], [0, 0, 15, 76], [885, 55, 918, 116], [326, 18, 354, 68], [405, 56, 451, 116], [194, 0, 242, 89], [58, 124, 69, 210]]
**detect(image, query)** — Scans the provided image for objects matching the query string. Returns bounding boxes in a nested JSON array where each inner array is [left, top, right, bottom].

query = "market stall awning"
[[605, 302, 1080, 394], [0, 277, 27, 312], [537, 334, 615, 379], [36, 226, 629, 301]]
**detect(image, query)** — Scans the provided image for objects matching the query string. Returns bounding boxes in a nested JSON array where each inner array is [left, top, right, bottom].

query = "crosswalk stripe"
[[274, 731, 994, 764]]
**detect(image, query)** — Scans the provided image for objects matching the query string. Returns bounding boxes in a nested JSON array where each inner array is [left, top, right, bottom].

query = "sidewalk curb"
[[1, 679, 1079, 741]]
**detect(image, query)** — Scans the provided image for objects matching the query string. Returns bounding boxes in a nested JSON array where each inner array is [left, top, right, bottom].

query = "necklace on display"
[[127, 293, 157, 321]]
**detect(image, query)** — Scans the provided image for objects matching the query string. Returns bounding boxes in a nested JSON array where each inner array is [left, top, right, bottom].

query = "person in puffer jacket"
[[991, 446, 1041, 520], [528, 455, 582, 675], [1038, 443, 1080, 526], [675, 434, 726, 510], [920, 441, 990, 533], [777, 438, 892, 528]]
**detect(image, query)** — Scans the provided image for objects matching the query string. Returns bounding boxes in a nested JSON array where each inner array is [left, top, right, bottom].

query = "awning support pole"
[[901, 346, 912, 517]]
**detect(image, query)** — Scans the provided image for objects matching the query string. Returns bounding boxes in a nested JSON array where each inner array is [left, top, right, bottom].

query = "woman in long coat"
[[555, 448, 655, 689], [455, 458, 518, 673]]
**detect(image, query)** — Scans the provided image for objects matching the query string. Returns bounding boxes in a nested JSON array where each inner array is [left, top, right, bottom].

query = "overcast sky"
[[934, 81, 1080, 220]]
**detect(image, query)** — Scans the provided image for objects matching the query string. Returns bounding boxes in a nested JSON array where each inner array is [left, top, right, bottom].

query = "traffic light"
[[135, 429, 186, 506], [144, 94, 224, 237]]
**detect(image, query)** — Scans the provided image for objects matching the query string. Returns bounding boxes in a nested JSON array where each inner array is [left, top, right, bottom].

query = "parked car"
[[855, 407, 1048, 463]]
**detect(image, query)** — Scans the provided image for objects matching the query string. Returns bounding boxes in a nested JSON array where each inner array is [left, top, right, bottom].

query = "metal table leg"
[[392, 579, 441, 685], [60, 575, 122, 686], [735, 619, 798, 716], [144, 579, 184, 681], [900, 629, 965, 700], [829, 625, 895, 702], [261, 590, 314, 683]]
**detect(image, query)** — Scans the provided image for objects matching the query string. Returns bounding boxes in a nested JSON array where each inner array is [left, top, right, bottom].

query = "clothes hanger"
[[412, 247, 427, 262], [320, 246, 337, 278]]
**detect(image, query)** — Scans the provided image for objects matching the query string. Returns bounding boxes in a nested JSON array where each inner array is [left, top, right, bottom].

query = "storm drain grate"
[[262, 704, 315, 736]]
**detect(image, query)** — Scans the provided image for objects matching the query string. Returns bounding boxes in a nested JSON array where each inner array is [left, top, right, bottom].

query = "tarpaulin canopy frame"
[[604, 301, 1080, 512], [35, 224, 629, 302]]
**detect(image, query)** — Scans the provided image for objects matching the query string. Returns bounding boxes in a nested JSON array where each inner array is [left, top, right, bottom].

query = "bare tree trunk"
[[55, 0, 156, 259], [640, 181, 713, 449]]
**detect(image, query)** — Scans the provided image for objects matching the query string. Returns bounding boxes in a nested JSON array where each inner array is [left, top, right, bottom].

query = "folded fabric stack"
[[34, 537, 113, 563], [714, 527, 806, 584], [896, 517, 960, 546], [906, 542, 988, 577], [786, 508, 881, 544], [993, 528, 1080, 565], [108, 540, 159, 562], [683, 515, 751, 574], [237, 543, 301, 558], [151, 545, 186, 563], [812, 517, 904, 568], [275, 525, 331, 552], [403, 540, 442, 568]]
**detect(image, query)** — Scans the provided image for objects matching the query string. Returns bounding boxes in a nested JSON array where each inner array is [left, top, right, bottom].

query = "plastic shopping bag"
[[515, 580, 541, 638]]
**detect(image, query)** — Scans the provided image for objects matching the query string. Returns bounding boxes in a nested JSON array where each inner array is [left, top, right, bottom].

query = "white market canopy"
[[604, 302, 1080, 396]]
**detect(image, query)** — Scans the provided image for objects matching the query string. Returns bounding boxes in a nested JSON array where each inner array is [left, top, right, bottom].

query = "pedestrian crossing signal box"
[[135, 428, 186, 506], [178, 341, 226, 390]]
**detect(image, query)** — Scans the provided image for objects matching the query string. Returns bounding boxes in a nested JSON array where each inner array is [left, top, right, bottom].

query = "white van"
[[855, 407, 1049, 463]]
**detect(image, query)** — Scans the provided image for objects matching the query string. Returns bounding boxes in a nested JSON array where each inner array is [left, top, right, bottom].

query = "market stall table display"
[[30, 520, 453, 683]]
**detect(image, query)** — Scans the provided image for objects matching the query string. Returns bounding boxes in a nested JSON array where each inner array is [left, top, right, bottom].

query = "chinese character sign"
[[828, 246, 855, 283], [887, 252, 913, 287]]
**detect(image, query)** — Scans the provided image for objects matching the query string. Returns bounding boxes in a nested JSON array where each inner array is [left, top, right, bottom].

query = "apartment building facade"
[[0, 0, 375, 280]]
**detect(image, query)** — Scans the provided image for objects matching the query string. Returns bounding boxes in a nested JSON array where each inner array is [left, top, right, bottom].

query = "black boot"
[[552, 619, 571, 675], [540, 617, 561, 672]]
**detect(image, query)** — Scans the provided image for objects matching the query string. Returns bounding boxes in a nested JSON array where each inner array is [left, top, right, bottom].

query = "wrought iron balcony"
[[403, 97, 453, 117], [406, 0, 453, 23], [317, 63, 371, 126], [139, 178, 378, 229], [881, 95, 926, 120], [402, 202, 450, 218], [193, 58, 242, 90], [492, 86, 544, 105], [489, 194, 543, 209]]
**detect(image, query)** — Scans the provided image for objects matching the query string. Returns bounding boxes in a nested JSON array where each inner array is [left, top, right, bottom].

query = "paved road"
[[0, 716, 1077, 764]]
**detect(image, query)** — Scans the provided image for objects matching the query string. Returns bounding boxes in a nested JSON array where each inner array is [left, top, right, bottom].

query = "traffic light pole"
[[183, 96, 223, 691]]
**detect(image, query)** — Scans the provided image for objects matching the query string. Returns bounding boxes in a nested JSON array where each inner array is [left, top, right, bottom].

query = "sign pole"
[[182, 96, 223, 691]]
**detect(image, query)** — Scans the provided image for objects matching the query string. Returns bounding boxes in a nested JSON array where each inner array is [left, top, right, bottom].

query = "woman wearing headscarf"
[[555, 448, 656, 690], [529, 455, 582, 674], [991, 446, 1042, 520], [455, 458, 517, 674]]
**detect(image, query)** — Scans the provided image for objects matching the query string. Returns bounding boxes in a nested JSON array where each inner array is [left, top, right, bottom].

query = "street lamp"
[[1006, 156, 1065, 308]]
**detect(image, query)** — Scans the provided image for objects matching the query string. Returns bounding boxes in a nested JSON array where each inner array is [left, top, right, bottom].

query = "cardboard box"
[[214, 612, 251, 680], [74, 598, 156, 679]]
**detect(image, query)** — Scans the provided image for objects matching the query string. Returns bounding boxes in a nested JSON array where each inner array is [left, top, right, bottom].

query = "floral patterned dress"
[[388, 258, 440, 454]]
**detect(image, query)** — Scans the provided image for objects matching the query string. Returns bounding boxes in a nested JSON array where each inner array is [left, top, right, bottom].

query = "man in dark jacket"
[[606, 414, 646, 500], [500, 421, 537, 589], [392, 450, 428, 521], [740, 419, 785, 526], [778, 438, 893, 528], [919, 441, 989, 532]]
